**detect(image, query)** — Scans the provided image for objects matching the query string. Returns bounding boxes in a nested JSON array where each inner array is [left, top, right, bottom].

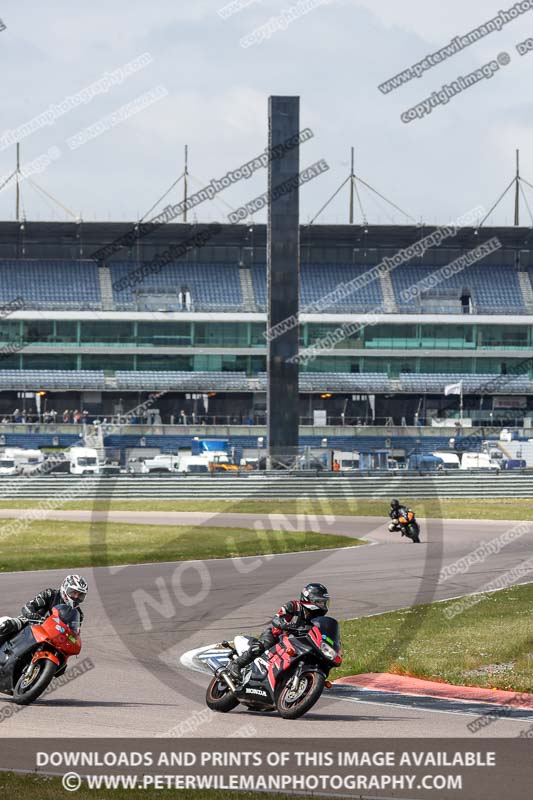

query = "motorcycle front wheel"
[[276, 670, 325, 720], [205, 675, 239, 713], [13, 658, 57, 705], [408, 523, 421, 543]]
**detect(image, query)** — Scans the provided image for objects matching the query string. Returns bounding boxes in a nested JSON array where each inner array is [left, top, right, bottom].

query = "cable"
[[519, 181, 533, 227], [140, 172, 185, 222], [26, 177, 77, 219], [0, 170, 16, 193]]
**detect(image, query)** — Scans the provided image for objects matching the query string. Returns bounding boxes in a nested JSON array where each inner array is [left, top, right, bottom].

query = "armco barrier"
[[0, 472, 532, 499]]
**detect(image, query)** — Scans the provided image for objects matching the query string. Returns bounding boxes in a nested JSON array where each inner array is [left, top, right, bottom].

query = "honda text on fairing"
[[199, 616, 342, 720], [0, 605, 82, 705]]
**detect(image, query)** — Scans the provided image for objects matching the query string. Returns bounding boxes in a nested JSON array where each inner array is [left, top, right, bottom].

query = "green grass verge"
[[0, 774, 300, 800], [0, 521, 363, 572], [0, 497, 530, 520], [338, 582, 533, 693]]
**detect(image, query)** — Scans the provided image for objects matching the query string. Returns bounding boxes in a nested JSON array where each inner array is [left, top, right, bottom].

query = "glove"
[[0, 618, 22, 636]]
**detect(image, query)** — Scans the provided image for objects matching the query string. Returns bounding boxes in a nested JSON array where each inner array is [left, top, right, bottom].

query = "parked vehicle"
[[460, 452, 500, 472], [431, 451, 461, 469], [333, 451, 359, 471], [0, 448, 45, 476], [407, 454, 444, 472], [127, 457, 149, 475], [69, 447, 100, 475], [143, 454, 180, 474], [177, 455, 210, 474]]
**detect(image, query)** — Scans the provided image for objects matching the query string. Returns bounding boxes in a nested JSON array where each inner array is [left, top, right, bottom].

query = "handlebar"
[[19, 615, 44, 625]]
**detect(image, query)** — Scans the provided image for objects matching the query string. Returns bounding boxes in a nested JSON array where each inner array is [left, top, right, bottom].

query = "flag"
[[444, 381, 463, 396]]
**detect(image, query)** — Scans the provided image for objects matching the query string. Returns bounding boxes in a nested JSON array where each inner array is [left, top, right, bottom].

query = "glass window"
[[0, 320, 20, 343], [80, 354, 134, 370], [22, 354, 78, 369], [478, 325, 529, 348], [137, 322, 191, 346], [136, 354, 192, 371], [250, 323, 266, 347], [22, 320, 54, 343], [194, 323, 248, 347], [55, 321, 78, 343], [80, 321, 134, 344]]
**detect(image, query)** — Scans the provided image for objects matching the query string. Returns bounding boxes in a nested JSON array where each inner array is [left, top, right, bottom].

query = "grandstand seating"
[[0, 370, 528, 394], [251, 264, 384, 312], [392, 264, 525, 312], [0, 259, 529, 314], [297, 372, 392, 392], [110, 262, 243, 310], [115, 371, 253, 391], [0, 371, 105, 390], [399, 373, 530, 393], [114, 371, 393, 392], [0, 260, 101, 309]]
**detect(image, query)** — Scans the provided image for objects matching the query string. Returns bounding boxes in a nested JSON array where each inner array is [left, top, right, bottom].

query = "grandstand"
[[0, 220, 532, 458]]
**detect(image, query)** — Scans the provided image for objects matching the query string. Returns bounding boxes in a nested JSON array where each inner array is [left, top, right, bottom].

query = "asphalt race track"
[[0, 511, 532, 738]]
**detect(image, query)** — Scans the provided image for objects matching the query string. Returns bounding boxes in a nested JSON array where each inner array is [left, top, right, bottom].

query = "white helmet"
[[60, 574, 88, 608]]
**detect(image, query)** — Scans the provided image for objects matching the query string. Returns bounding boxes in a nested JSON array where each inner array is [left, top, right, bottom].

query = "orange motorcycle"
[[0, 604, 82, 705]]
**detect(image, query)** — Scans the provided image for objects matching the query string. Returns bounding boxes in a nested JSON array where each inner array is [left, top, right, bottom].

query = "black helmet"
[[390, 499, 400, 509], [300, 583, 329, 615]]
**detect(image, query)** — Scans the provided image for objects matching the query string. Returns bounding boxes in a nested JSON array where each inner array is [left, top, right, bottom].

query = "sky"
[[1, 0, 533, 226]]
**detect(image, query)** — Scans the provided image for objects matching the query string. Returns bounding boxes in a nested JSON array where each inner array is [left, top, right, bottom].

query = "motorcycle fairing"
[[0, 626, 38, 694]]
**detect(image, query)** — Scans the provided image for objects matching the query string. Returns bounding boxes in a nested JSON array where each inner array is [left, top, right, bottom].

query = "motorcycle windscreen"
[[54, 604, 81, 633], [313, 616, 341, 648]]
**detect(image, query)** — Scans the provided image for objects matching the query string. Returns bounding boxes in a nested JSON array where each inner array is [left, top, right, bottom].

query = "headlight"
[[320, 641, 337, 660]]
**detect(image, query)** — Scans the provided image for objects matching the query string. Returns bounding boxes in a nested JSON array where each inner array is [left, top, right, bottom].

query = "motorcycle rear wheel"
[[205, 675, 239, 713], [13, 658, 56, 705], [276, 670, 325, 720]]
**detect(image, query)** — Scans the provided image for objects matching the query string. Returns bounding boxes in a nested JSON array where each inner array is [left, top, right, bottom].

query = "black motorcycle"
[[389, 508, 421, 543], [204, 616, 342, 720]]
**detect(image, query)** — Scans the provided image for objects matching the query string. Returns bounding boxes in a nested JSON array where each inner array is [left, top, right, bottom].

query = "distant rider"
[[388, 499, 414, 534], [0, 574, 88, 642], [227, 582, 330, 682]]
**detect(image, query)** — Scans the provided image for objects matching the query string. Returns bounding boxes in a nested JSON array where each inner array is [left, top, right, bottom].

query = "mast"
[[183, 144, 188, 222]]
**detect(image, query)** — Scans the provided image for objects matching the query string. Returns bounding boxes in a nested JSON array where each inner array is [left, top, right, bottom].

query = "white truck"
[[69, 447, 100, 475], [333, 450, 359, 471], [143, 454, 180, 474], [431, 451, 461, 469], [0, 448, 45, 475], [460, 452, 500, 472], [177, 455, 210, 474]]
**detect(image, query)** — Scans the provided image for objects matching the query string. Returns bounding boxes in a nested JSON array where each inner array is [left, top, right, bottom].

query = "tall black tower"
[[267, 96, 300, 466]]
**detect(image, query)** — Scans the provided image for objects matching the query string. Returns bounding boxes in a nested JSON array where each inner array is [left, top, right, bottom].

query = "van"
[[144, 454, 180, 474], [333, 451, 359, 471], [0, 448, 45, 475], [69, 447, 100, 475], [177, 455, 210, 474], [431, 451, 461, 469], [460, 452, 500, 472]]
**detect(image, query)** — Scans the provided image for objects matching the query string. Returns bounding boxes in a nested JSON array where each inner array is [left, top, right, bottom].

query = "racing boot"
[[227, 640, 265, 683]]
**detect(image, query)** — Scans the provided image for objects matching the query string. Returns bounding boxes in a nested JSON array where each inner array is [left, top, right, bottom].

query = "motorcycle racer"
[[0, 574, 88, 642], [227, 582, 330, 682]]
